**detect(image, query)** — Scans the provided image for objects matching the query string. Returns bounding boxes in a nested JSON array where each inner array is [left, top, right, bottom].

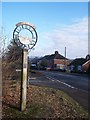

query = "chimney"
[[55, 51, 58, 55]]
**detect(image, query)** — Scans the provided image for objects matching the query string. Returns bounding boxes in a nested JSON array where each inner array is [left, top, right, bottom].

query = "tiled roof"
[[40, 52, 67, 60], [70, 58, 86, 66]]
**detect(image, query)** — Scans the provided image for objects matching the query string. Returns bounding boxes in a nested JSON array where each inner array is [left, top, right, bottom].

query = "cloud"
[[30, 17, 88, 59], [45, 17, 88, 58]]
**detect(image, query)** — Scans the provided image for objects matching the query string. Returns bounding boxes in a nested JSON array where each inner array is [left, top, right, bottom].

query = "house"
[[82, 60, 90, 73], [69, 58, 86, 73], [86, 54, 90, 60], [38, 51, 70, 71], [82, 54, 90, 74]]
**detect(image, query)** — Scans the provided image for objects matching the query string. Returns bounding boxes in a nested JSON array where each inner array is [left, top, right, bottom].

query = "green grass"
[[56, 90, 88, 115]]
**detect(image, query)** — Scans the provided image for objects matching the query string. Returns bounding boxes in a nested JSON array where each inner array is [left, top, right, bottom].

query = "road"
[[29, 71, 89, 111]]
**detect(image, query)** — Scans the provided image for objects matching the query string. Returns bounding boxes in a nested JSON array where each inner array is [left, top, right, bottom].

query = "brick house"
[[69, 58, 86, 73], [38, 51, 70, 71], [82, 54, 90, 74], [69, 54, 90, 73]]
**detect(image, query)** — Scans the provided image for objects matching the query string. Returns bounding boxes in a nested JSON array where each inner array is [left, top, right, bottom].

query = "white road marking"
[[29, 75, 88, 93], [46, 76, 55, 82], [46, 76, 78, 90], [52, 80, 55, 82], [28, 77, 36, 80]]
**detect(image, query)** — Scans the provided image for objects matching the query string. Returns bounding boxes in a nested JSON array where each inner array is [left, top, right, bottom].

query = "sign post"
[[20, 49, 28, 111], [13, 22, 38, 111]]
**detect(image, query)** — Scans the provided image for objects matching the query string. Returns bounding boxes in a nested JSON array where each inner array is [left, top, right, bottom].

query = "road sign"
[[13, 22, 38, 50], [13, 22, 38, 111]]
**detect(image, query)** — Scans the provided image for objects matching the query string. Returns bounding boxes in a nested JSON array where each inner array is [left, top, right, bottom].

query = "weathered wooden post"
[[20, 48, 28, 111], [0, 57, 2, 119], [13, 22, 38, 111]]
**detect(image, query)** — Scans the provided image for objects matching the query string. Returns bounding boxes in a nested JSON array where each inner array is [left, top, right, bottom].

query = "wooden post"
[[0, 57, 2, 119], [20, 49, 28, 111]]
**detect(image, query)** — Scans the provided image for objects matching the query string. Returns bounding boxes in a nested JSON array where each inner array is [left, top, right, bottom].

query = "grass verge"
[[2, 80, 89, 119]]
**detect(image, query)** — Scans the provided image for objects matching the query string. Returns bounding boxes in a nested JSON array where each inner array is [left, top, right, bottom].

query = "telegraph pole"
[[65, 47, 67, 70], [65, 47, 66, 59]]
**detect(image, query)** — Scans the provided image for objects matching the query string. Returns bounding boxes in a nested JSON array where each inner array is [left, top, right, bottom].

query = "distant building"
[[86, 54, 90, 60], [69, 58, 86, 73], [82, 54, 90, 74], [38, 51, 70, 71]]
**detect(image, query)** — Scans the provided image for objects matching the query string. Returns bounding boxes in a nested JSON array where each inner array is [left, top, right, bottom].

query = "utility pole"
[[65, 47, 67, 70], [65, 47, 66, 58]]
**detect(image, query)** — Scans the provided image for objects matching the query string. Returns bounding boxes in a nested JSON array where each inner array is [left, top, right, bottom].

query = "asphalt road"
[[29, 71, 89, 111]]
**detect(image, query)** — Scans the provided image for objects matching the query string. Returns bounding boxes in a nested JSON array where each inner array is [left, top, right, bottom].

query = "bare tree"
[[0, 27, 6, 57]]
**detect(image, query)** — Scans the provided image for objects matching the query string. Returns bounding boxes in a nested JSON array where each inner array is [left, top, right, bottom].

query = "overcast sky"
[[2, 2, 88, 59]]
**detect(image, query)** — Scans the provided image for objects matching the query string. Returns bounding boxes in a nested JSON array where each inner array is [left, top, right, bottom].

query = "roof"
[[40, 51, 68, 60], [70, 58, 86, 66]]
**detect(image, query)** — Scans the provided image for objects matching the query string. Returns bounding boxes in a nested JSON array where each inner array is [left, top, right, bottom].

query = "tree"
[[2, 39, 22, 80], [39, 59, 48, 69], [0, 27, 6, 57]]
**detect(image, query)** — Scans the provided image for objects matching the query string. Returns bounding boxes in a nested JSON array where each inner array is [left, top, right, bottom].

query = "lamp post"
[[13, 22, 38, 111]]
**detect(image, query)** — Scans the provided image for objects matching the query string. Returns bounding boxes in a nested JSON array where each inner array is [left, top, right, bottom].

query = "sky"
[[1, 2, 88, 59]]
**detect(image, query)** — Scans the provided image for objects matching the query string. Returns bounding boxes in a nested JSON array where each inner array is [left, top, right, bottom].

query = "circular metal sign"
[[13, 22, 38, 50]]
